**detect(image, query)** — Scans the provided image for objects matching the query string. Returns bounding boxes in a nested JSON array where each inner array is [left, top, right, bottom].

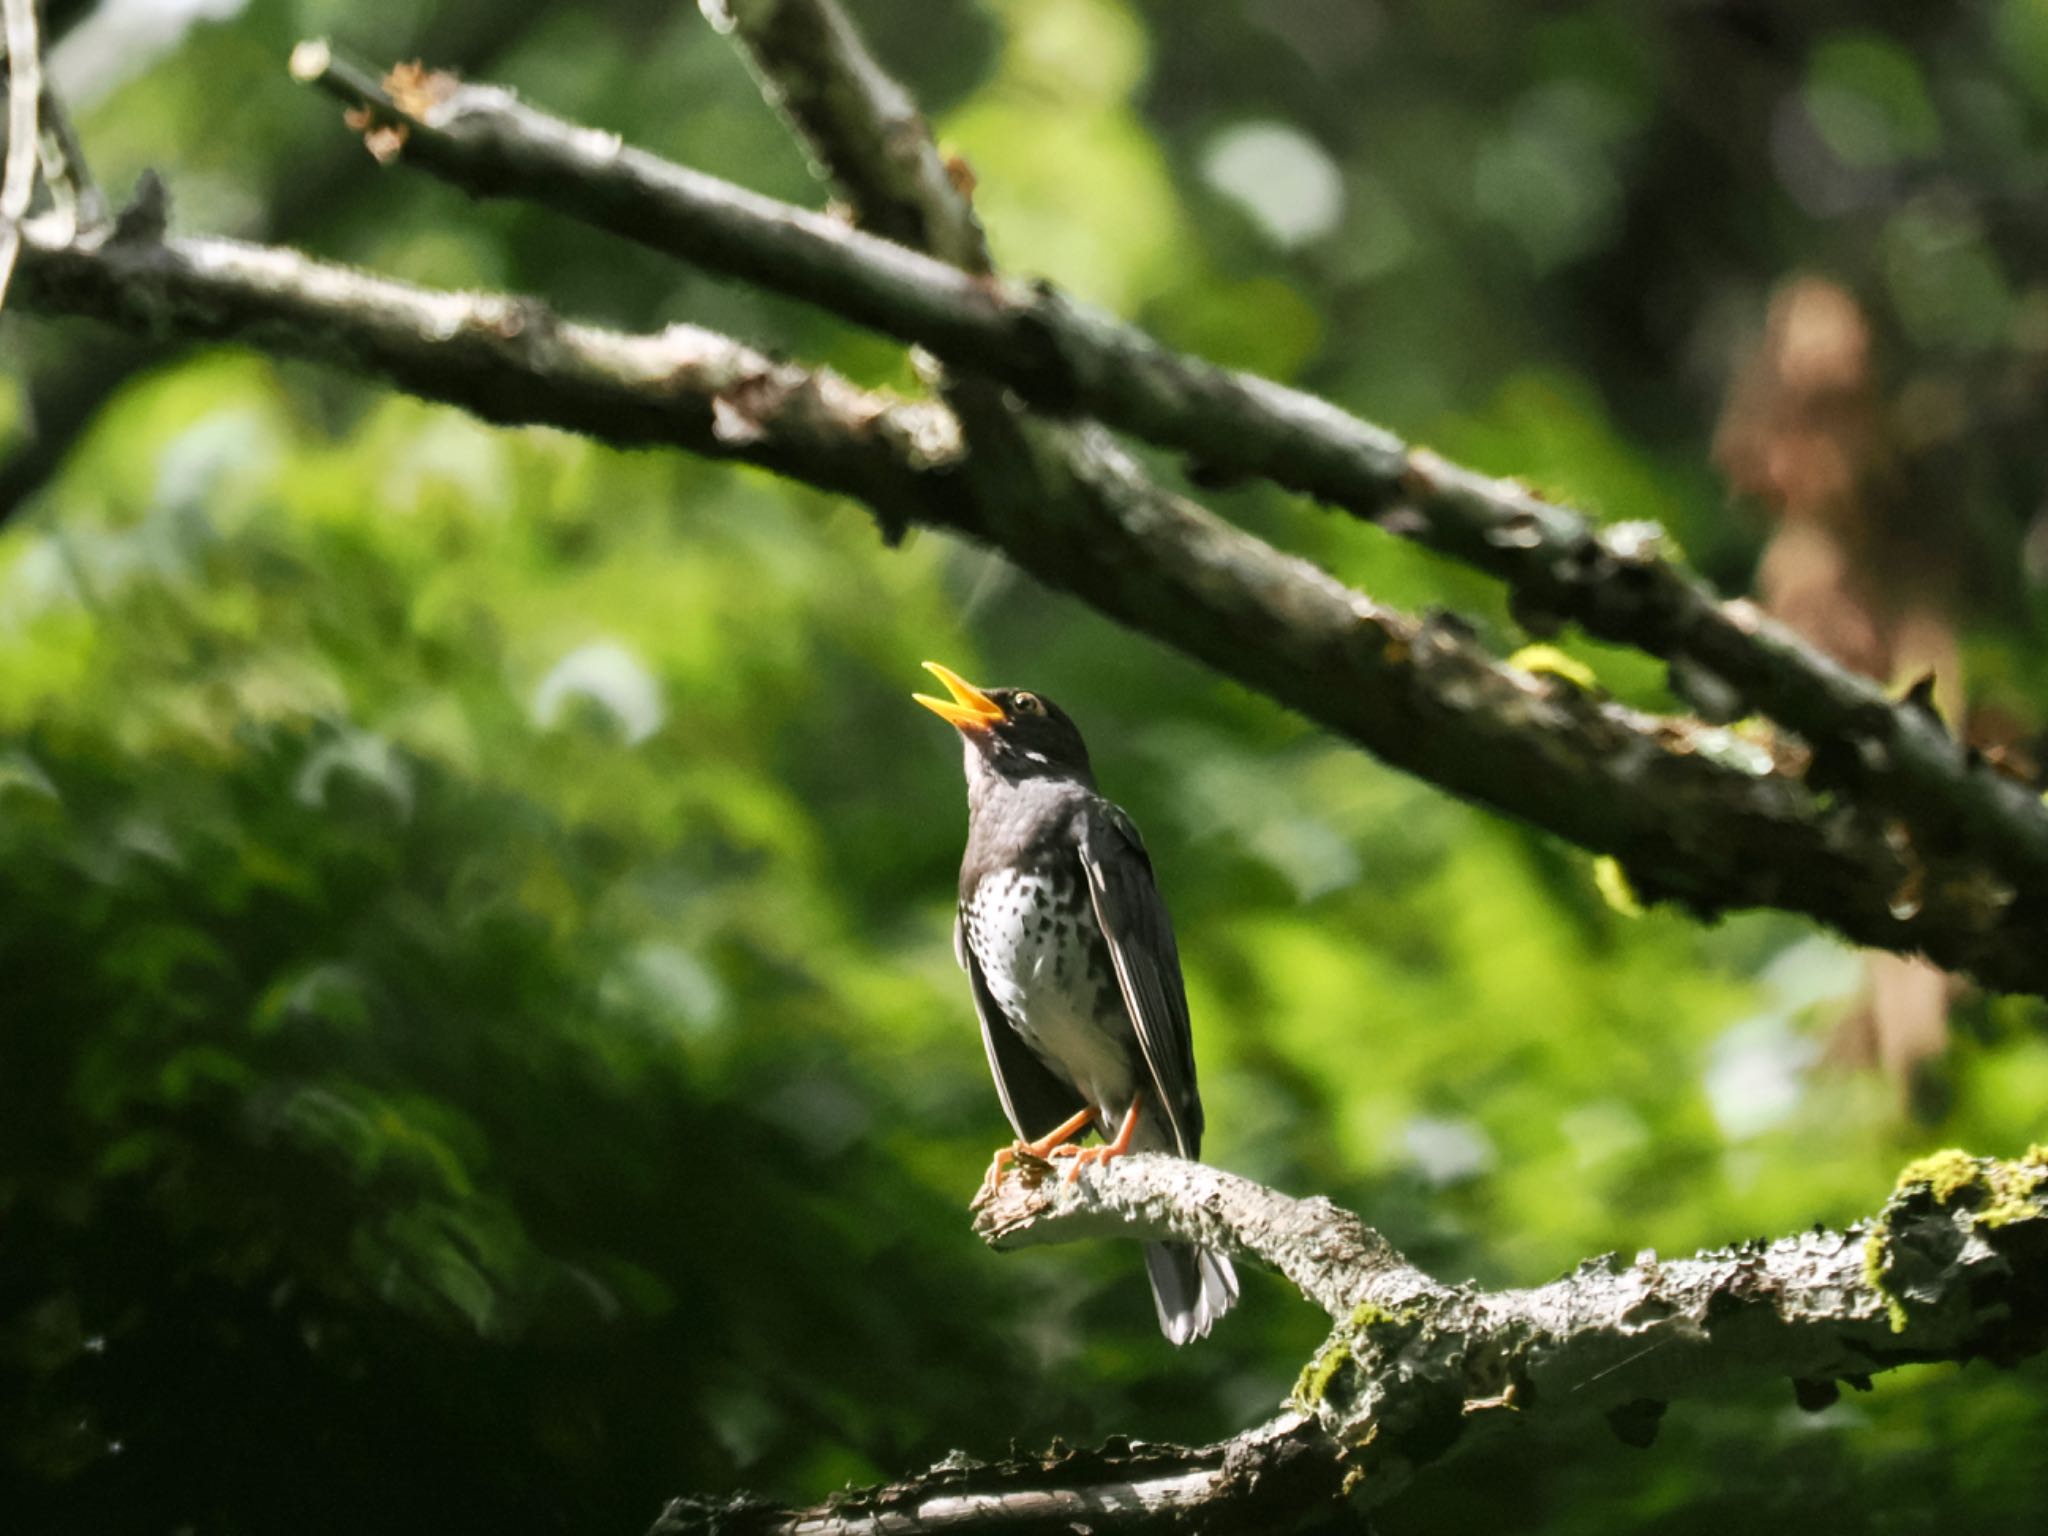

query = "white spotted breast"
[[960, 867, 1136, 1120]]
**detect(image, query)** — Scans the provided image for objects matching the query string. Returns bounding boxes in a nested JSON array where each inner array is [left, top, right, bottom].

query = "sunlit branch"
[[703, 0, 1116, 610], [705, 0, 991, 271], [972, 1148, 2048, 1413], [12, 217, 2048, 994], [655, 1149, 2048, 1533], [287, 40, 2048, 908], [974, 1152, 1435, 1321], [899, 1148, 2048, 1527], [0, 0, 46, 309], [0, 0, 671, 524], [34, 79, 106, 237], [11, 223, 961, 514]]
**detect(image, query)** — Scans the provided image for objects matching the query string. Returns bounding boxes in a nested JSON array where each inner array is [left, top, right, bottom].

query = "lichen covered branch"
[[655, 1149, 2048, 1532], [963, 1148, 2048, 1514], [973, 1152, 1438, 1321]]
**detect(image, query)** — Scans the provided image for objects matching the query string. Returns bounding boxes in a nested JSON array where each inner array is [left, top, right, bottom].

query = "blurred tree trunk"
[[1715, 275, 1963, 1113]]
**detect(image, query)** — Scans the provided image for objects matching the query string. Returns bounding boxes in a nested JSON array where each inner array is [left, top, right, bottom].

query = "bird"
[[913, 660, 1238, 1344]]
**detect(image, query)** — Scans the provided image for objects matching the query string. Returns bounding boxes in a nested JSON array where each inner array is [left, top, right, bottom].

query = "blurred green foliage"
[[7, 1, 2048, 1532]]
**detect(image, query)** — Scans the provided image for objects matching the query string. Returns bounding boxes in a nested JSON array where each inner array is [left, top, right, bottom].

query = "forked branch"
[[286, 36, 2048, 909]]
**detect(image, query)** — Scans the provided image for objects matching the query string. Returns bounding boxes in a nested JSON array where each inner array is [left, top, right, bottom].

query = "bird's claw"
[[1055, 1142, 1126, 1184], [973, 1140, 1041, 1206]]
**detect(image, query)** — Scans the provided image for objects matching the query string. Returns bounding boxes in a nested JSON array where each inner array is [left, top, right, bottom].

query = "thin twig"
[[36, 80, 105, 236], [708, 0, 1120, 665], [0, 0, 45, 310], [705, 0, 991, 271]]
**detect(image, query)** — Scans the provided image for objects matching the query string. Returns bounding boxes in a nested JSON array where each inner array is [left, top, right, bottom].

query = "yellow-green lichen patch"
[[1290, 1300, 1424, 1411], [1896, 1147, 1981, 1204], [1592, 856, 1644, 918], [1865, 1148, 2048, 1332], [1346, 1299, 1416, 1333], [1507, 643, 1599, 690], [1292, 1334, 1356, 1409], [1979, 1158, 2046, 1229], [1862, 1224, 1909, 1334]]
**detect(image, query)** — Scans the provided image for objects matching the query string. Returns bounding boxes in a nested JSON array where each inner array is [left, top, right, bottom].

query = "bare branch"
[[0, 0, 45, 309], [12, 216, 2048, 994], [285, 49, 2048, 906], [704, 0, 990, 270], [35, 78, 106, 236], [648, 1413, 1345, 1536], [707, 0, 1048, 459], [974, 1152, 1435, 1321], [935, 1148, 2048, 1523], [0, 0, 668, 524], [701, 0, 1102, 588], [12, 222, 960, 513], [974, 1148, 2048, 1402]]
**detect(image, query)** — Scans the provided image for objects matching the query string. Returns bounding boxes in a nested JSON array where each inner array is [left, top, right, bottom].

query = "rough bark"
[[0, 0, 664, 522], [283, 40, 2048, 909], [703, 0, 992, 272], [649, 1148, 2048, 1534], [13, 209, 2048, 994]]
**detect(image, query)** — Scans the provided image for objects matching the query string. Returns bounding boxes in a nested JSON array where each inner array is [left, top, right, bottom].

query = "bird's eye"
[[1011, 692, 1046, 717]]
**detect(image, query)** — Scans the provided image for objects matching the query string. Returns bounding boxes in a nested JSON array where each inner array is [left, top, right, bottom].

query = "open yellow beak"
[[913, 660, 1005, 732]]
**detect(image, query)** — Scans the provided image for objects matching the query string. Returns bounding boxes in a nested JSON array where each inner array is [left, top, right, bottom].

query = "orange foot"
[[1050, 1095, 1142, 1185], [974, 1106, 1095, 1204]]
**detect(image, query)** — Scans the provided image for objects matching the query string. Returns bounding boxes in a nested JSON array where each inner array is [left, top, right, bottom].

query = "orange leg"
[[1052, 1094, 1142, 1184], [976, 1106, 1097, 1201]]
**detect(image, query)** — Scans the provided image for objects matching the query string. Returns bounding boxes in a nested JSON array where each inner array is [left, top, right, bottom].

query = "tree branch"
[[975, 1152, 1435, 1321], [0, 0, 45, 309], [701, 0, 1104, 596], [974, 1148, 2048, 1408], [284, 45, 2048, 907], [0, 0, 670, 524], [34, 77, 104, 237], [648, 1413, 1345, 1536], [712, 1147, 2048, 1531], [13, 218, 2048, 994], [703, 0, 991, 271], [11, 222, 961, 511]]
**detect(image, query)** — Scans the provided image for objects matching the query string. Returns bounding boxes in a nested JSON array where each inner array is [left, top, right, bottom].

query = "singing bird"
[[914, 662, 1238, 1344]]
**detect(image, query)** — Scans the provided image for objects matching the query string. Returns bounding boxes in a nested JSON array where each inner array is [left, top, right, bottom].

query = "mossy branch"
[[943, 1148, 2048, 1526], [652, 1148, 2048, 1532]]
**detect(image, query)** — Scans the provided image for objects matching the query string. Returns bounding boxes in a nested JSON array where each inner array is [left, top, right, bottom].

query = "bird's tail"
[[1143, 1241, 1239, 1345]]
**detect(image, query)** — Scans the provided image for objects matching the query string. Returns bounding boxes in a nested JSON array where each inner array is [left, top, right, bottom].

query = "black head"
[[913, 661, 1094, 787]]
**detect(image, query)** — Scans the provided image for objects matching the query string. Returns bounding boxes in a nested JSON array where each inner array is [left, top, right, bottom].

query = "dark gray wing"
[[1078, 803, 1202, 1157], [955, 912, 1090, 1141]]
